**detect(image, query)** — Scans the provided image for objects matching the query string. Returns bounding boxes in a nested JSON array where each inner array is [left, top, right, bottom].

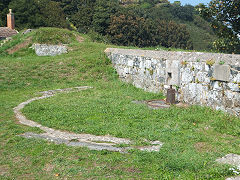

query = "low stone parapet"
[[105, 48, 240, 116], [33, 44, 68, 56]]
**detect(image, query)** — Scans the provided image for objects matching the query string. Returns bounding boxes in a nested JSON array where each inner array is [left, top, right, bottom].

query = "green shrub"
[[87, 30, 110, 44]]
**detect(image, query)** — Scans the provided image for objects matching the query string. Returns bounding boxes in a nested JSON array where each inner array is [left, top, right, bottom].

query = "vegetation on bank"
[[200, 0, 240, 54], [0, 27, 214, 58], [1, 0, 218, 52], [1, 0, 239, 53], [0, 27, 78, 56], [0, 28, 240, 179]]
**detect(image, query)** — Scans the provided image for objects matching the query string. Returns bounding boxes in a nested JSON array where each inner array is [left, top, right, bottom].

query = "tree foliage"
[[170, 4, 196, 21], [108, 13, 193, 49], [37, 0, 68, 28], [0, 0, 13, 26], [9, 0, 43, 29], [108, 14, 158, 47], [0, 0, 215, 51], [201, 0, 240, 53], [92, 0, 119, 35], [70, 0, 95, 33], [157, 20, 193, 49], [2, 0, 68, 29], [147, 4, 173, 21]]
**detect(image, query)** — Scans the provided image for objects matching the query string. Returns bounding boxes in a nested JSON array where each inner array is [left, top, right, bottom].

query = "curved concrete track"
[[14, 86, 163, 153]]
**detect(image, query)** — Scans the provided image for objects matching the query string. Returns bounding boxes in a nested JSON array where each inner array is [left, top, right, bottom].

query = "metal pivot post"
[[166, 85, 176, 104]]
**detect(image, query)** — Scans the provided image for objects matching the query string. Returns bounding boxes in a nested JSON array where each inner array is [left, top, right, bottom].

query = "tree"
[[157, 20, 193, 49], [0, 0, 13, 26], [201, 0, 240, 53], [107, 13, 193, 49], [68, 0, 96, 33], [147, 4, 173, 21], [107, 14, 158, 47], [92, 0, 119, 35], [9, 0, 68, 30], [9, 0, 43, 29], [51, 0, 78, 16], [170, 4, 195, 21], [37, 0, 68, 28]]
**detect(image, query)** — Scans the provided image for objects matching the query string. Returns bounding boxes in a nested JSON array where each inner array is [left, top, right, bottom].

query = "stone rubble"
[[216, 154, 240, 168], [226, 177, 240, 180], [216, 154, 240, 180]]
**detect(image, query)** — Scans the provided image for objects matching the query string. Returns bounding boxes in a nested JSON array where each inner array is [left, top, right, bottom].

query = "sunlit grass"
[[0, 28, 239, 179]]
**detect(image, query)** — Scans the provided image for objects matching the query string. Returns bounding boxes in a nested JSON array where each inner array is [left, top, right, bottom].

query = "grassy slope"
[[0, 27, 78, 57], [0, 28, 239, 179]]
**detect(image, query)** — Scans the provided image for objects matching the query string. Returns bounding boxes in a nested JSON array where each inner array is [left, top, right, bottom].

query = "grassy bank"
[[0, 28, 239, 179]]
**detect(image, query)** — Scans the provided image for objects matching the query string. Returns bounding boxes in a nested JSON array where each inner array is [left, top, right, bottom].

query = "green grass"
[[0, 32, 26, 56], [32, 27, 78, 45], [0, 28, 239, 179]]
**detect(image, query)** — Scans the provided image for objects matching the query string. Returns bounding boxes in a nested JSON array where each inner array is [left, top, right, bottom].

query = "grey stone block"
[[166, 60, 180, 86], [213, 65, 230, 82]]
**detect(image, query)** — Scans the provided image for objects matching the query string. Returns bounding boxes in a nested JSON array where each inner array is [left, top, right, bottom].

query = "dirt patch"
[[7, 37, 32, 54], [43, 164, 55, 172], [67, 35, 84, 51], [17, 173, 35, 180], [0, 165, 9, 176], [76, 35, 84, 43], [125, 167, 142, 174], [109, 165, 142, 174], [194, 142, 214, 152], [133, 99, 189, 109]]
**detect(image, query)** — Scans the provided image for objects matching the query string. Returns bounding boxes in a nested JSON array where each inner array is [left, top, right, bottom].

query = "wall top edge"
[[105, 48, 240, 65]]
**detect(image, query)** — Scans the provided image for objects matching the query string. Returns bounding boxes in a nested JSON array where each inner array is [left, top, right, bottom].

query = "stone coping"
[[105, 48, 240, 65]]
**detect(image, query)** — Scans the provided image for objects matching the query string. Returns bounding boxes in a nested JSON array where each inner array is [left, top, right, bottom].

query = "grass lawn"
[[0, 29, 239, 179]]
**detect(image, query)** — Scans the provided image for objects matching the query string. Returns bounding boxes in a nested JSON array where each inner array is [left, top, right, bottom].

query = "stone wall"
[[33, 44, 67, 56], [105, 48, 240, 116]]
